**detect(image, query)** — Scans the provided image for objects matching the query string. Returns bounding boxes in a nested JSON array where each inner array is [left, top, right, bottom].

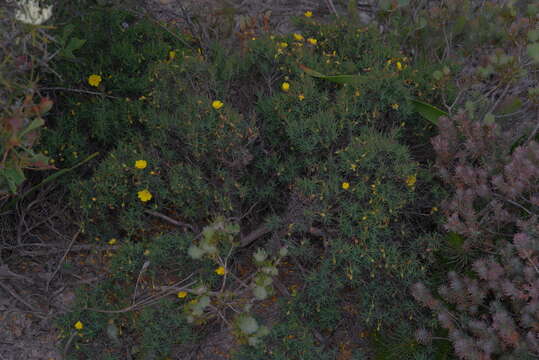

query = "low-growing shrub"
[[412, 109, 539, 359]]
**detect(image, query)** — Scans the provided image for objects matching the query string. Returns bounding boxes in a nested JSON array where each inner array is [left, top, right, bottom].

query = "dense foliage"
[[1, 1, 538, 359]]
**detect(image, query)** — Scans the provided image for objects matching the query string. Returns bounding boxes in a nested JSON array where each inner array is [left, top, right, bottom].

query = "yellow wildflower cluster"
[[406, 175, 417, 188], [88, 74, 102, 87], [135, 160, 147, 169], [137, 189, 152, 202], [212, 100, 224, 110], [281, 82, 290, 92], [386, 57, 409, 71], [215, 266, 226, 275]]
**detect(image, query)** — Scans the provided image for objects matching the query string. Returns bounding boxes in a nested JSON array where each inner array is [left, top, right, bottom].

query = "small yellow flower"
[[307, 38, 317, 45], [135, 160, 147, 169], [212, 100, 224, 110], [169, 50, 176, 60], [108, 238, 117, 245], [177, 291, 188, 298], [396, 61, 403, 71], [281, 82, 290, 92], [406, 175, 417, 187], [293, 33, 304, 41], [304, 11, 313, 18], [74, 321, 84, 330], [298, 94, 305, 101], [278, 42, 288, 48], [137, 189, 152, 202], [391, 103, 399, 110], [354, 90, 361, 97], [215, 266, 226, 275], [342, 182, 350, 190], [88, 74, 102, 87]]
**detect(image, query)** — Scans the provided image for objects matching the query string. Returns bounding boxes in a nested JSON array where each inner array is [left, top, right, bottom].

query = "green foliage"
[[232, 315, 336, 360], [43, 6, 189, 166], [44, 2, 489, 359], [134, 299, 195, 359], [0, 5, 56, 198]]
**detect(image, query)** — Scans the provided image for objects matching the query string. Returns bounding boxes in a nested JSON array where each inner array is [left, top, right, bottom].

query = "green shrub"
[[50, 4, 461, 359], [43, 6, 189, 166]]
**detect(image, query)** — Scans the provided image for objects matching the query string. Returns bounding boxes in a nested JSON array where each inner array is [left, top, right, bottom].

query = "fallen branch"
[[145, 210, 197, 232], [46, 227, 81, 292]]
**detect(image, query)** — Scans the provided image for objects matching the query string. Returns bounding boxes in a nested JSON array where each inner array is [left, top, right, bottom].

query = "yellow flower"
[[137, 189, 152, 202], [177, 291, 188, 298], [391, 103, 399, 110], [342, 182, 350, 190], [108, 238, 117, 245], [281, 82, 290, 92], [396, 61, 403, 71], [298, 94, 305, 101], [293, 33, 304, 41], [212, 100, 224, 110], [406, 175, 417, 187], [215, 266, 226, 275], [304, 11, 313, 18], [135, 160, 147, 169], [74, 321, 84, 330], [88, 74, 102, 87], [169, 50, 176, 60], [307, 38, 317, 45], [278, 42, 288, 48]]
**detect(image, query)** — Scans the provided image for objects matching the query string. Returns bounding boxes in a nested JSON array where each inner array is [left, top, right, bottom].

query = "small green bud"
[[253, 286, 268, 300], [253, 248, 268, 263], [188, 245, 204, 259], [238, 315, 259, 335]]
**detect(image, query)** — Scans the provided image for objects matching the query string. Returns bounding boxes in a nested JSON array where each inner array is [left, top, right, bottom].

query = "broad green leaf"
[[409, 99, 448, 126], [527, 43, 539, 63], [61, 37, 87, 59], [24, 152, 53, 169], [238, 315, 259, 335], [0, 166, 25, 193], [3, 152, 98, 209], [19, 117, 44, 138], [299, 64, 362, 85], [447, 232, 464, 249]]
